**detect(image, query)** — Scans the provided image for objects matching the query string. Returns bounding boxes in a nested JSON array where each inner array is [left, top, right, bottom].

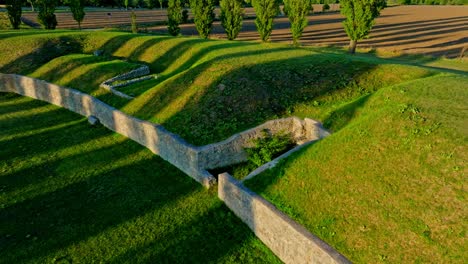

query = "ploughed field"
[[20, 5, 468, 57]]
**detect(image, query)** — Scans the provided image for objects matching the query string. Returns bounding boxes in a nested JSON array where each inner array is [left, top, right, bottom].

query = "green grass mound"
[[245, 73, 468, 263], [0, 93, 280, 263], [30, 54, 141, 107], [1, 31, 445, 146]]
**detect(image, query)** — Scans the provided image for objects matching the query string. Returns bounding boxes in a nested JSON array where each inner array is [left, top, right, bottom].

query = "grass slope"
[[246, 73, 468, 263], [0, 30, 447, 146], [30, 54, 141, 107], [0, 93, 280, 263], [1, 30, 467, 262]]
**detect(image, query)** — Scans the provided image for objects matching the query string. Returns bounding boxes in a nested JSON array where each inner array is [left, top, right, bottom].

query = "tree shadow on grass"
[[154, 53, 380, 145], [0, 95, 279, 263], [110, 203, 278, 264], [0, 36, 83, 75], [121, 46, 297, 123]]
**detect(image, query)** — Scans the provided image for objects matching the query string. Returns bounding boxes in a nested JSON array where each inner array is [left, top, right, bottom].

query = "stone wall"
[[0, 73, 216, 187], [218, 173, 351, 264], [197, 117, 330, 170], [0, 74, 329, 189], [100, 65, 152, 99]]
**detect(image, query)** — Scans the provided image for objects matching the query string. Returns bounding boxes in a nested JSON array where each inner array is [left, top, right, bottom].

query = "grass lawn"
[[0, 93, 280, 263], [245, 73, 468, 263], [0, 30, 447, 146], [1, 29, 467, 263]]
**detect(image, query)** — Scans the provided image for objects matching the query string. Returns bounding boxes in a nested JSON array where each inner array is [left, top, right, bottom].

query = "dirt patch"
[[21, 5, 468, 58]]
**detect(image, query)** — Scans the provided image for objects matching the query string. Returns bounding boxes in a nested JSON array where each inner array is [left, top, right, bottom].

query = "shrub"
[[251, 0, 279, 42], [220, 0, 244, 40], [6, 0, 22, 29], [190, 0, 215, 39], [323, 3, 330, 11], [167, 0, 183, 36], [245, 130, 294, 167], [38, 0, 58, 29], [284, 0, 312, 45]]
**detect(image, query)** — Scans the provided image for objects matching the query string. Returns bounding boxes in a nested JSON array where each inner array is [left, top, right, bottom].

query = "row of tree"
[[6, 0, 85, 29], [166, 0, 385, 53]]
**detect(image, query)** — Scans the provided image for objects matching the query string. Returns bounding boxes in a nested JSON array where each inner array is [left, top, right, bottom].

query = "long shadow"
[[110, 203, 275, 263], [98, 34, 137, 56], [126, 46, 297, 121], [0, 30, 73, 40], [366, 25, 468, 45], [0, 95, 52, 116], [0, 108, 79, 139], [0, 95, 276, 263], [127, 36, 168, 64], [156, 53, 382, 146], [148, 38, 210, 73], [152, 40, 258, 86], [0, 35, 83, 75], [301, 16, 467, 42], [0, 157, 199, 263], [322, 94, 372, 132], [28, 53, 124, 83], [0, 98, 202, 263]]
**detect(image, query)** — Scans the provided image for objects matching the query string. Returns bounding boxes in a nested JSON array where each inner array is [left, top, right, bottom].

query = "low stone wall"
[[0, 73, 215, 187], [100, 65, 151, 99], [197, 117, 330, 170], [0, 74, 329, 189], [219, 173, 351, 264]]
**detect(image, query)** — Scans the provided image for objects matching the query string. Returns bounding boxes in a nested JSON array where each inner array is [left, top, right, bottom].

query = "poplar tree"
[[340, 0, 386, 53], [167, 0, 182, 36], [67, 0, 85, 30], [284, 0, 312, 45], [220, 0, 244, 40], [251, 0, 279, 42], [190, 0, 215, 39]]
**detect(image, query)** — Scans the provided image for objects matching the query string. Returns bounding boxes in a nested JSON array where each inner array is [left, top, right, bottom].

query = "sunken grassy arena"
[[1, 3, 467, 264]]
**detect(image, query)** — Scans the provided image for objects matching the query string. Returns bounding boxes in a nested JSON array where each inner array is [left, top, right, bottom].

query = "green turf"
[[1, 30, 467, 263], [0, 12, 33, 30], [245, 73, 468, 263], [30, 53, 141, 107], [0, 30, 448, 146], [0, 93, 281, 264]]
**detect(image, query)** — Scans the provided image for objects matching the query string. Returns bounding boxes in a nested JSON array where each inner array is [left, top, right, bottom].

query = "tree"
[[6, 0, 22, 29], [159, 0, 163, 8], [251, 0, 279, 42], [220, 0, 244, 40], [131, 11, 138, 33], [284, 0, 311, 45], [38, 0, 58, 29], [189, 0, 215, 39], [67, 0, 85, 30], [167, 0, 182, 36], [340, 0, 386, 53]]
